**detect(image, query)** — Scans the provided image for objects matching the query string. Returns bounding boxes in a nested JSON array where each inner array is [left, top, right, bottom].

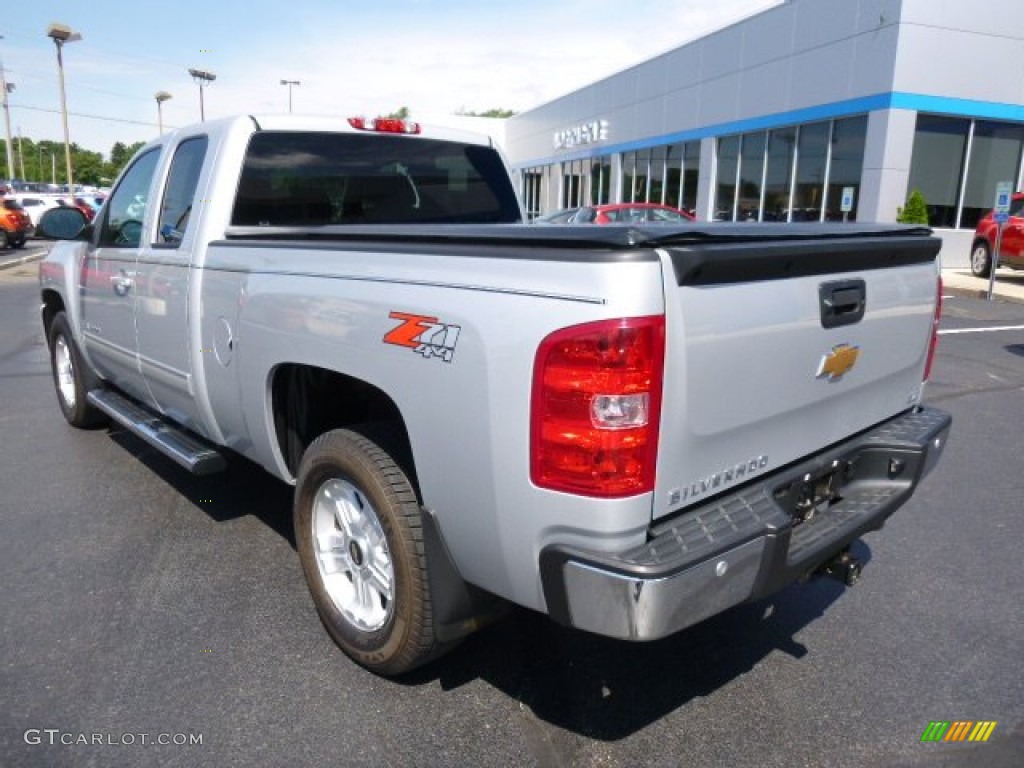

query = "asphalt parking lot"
[[1, 261, 1022, 768]]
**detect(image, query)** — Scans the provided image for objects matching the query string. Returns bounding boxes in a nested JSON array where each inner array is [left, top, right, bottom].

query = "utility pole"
[[0, 36, 15, 180]]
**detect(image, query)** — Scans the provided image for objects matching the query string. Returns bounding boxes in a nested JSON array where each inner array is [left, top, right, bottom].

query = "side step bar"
[[87, 389, 226, 475]]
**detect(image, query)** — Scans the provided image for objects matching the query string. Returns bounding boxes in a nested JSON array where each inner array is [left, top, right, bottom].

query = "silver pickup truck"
[[37, 115, 951, 675]]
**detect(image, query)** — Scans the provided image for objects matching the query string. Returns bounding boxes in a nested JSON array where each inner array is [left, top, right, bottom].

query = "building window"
[[764, 126, 797, 222], [907, 115, 970, 228], [738, 132, 766, 221], [522, 169, 542, 220], [664, 141, 701, 216], [590, 157, 611, 205], [794, 122, 829, 222], [715, 136, 740, 220], [563, 159, 586, 208], [826, 115, 867, 221], [960, 120, 1024, 229]]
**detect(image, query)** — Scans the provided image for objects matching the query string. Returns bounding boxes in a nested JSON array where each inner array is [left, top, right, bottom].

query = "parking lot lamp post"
[[155, 91, 172, 134], [46, 23, 81, 201], [188, 69, 216, 122], [280, 79, 300, 113]]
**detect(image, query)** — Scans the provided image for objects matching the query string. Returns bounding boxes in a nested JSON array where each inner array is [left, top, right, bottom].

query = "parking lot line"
[[938, 324, 1024, 335]]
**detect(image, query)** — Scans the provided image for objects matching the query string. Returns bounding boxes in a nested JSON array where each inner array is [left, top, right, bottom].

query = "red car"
[[572, 202, 696, 224], [55, 197, 96, 223], [970, 192, 1024, 277]]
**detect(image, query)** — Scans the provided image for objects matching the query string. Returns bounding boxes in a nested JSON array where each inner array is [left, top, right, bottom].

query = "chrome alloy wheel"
[[311, 478, 394, 632], [54, 335, 77, 410]]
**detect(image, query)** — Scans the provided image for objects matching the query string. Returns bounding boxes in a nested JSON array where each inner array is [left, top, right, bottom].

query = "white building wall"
[[506, 0, 906, 167], [860, 109, 917, 223]]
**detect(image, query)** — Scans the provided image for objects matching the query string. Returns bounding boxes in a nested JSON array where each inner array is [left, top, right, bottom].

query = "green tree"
[[456, 107, 517, 118], [897, 189, 929, 224], [385, 106, 411, 120], [106, 140, 145, 182]]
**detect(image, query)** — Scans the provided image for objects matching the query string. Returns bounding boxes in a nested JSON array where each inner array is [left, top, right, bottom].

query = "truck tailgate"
[[654, 233, 941, 520]]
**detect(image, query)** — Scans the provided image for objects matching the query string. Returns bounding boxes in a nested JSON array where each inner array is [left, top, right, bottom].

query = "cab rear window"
[[231, 131, 521, 227]]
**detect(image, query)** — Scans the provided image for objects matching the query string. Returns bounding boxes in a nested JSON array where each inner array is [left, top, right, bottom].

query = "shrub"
[[897, 189, 930, 224]]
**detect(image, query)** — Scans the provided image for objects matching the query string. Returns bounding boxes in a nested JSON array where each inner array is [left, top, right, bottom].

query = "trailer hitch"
[[815, 549, 862, 587]]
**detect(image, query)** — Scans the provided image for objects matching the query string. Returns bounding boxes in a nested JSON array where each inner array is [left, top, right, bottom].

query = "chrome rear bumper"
[[540, 406, 952, 641]]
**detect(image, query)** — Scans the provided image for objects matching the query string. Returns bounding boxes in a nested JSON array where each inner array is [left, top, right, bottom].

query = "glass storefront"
[[714, 116, 867, 223], [522, 140, 701, 218]]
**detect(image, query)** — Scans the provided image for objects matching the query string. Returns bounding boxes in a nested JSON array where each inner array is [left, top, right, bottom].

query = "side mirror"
[[36, 207, 92, 241]]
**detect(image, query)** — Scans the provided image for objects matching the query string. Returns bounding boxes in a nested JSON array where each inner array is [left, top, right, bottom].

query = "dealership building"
[[502, 0, 1024, 266]]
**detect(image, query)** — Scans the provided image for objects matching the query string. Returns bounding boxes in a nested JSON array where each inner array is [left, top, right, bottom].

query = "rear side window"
[[158, 136, 208, 245], [231, 131, 521, 226]]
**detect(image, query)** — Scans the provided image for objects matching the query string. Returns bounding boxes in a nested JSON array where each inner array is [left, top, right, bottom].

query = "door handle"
[[819, 279, 866, 328]]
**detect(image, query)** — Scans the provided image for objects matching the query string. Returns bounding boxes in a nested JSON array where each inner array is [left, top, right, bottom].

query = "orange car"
[[0, 198, 33, 249]]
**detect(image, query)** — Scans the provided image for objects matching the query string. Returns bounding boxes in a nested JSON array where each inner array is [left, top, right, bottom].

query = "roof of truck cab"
[[155, 113, 497, 149]]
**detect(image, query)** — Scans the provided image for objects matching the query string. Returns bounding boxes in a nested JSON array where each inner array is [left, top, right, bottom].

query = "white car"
[[5, 194, 61, 228]]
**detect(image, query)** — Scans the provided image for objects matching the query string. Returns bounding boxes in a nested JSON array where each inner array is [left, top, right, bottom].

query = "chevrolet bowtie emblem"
[[817, 344, 860, 381]]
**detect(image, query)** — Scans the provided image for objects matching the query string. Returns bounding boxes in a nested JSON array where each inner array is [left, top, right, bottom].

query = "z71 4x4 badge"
[[383, 311, 461, 363]]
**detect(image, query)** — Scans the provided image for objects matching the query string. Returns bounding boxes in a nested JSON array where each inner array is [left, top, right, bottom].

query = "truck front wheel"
[[294, 428, 442, 676], [48, 311, 107, 428]]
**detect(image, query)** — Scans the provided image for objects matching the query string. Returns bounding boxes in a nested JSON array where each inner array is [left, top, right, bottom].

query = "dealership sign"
[[553, 119, 609, 150]]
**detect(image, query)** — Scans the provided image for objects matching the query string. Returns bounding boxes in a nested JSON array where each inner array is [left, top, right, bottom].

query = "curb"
[[944, 284, 1024, 305]]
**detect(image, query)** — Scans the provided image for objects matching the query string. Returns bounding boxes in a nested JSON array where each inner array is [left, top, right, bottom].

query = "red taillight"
[[348, 116, 421, 135], [924, 276, 943, 381], [531, 316, 665, 497]]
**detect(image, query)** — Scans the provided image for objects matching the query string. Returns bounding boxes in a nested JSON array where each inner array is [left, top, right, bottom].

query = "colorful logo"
[[383, 311, 461, 363], [920, 721, 997, 743]]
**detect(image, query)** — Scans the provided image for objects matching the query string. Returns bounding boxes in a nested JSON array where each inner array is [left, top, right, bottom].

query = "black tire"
[[13, 237, 25, 249], [970, 241, 992, 278], [48, 312, 107, 428], [0, 229, 8, 249], [294, 427, 443, 676]]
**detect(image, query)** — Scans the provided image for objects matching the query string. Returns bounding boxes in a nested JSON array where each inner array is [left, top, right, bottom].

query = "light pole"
[[0, 36, 14, 181], [280, 79, 300, 113], [1, 83, 13, 180], [47, 23, 81, 200], [188, 68, 216, 121], [155, 90, 172, 133]]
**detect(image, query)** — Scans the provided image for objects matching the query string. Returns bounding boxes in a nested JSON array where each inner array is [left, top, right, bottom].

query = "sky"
[[3, 0, 781, 170]]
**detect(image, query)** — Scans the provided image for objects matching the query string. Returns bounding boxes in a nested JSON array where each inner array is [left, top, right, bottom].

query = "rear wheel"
[[0, 229, 8, 249], [48, 312, 107, 428], [294, 427, 443, 676], [971, 241, 992, 278]]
